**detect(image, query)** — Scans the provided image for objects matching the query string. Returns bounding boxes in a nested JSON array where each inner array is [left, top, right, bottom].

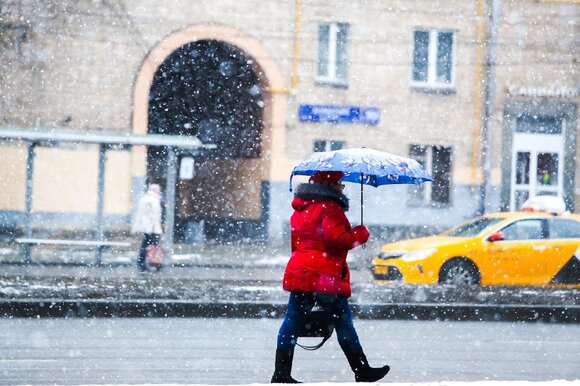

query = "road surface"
[[1, 317, 579, 385]]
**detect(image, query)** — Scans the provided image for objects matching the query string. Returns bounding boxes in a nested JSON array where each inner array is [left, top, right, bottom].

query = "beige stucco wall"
[[0, 143, 27, 210], [0, 0, 577, 220], [284, 1, 483, 188], [31, 147, 131, 214], [33, 148, 99, 213], [0, 142, 131, 214], [104, 151, 133, 214], [494, 0, 579, 207]]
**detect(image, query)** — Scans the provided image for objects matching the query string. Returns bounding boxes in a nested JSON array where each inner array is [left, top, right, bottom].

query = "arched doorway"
[[133, 24, 287, 244], [147, 39, 266, 242]]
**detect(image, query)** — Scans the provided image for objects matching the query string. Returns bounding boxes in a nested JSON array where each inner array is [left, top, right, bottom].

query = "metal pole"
[[479, 0, 499, 215], [163, 146, 177, 259], [22, 141, 36, 263], [360, 173, 366, 249], [360, 173, 364, 226], [95, 144, 107, 265]]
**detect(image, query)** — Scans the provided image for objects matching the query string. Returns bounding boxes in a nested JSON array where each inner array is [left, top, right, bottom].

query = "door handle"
[[532, 245, 547, 252]]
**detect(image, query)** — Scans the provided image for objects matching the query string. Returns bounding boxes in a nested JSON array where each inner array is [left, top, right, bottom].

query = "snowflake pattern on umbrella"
[[291, 148, 432, 188]]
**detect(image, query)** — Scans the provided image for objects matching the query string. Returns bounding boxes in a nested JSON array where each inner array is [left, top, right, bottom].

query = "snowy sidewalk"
[[0, 241, 295, 267], [1, 267, 579, 321], [71, 382, 580, 386], [0, 241, 579, 321]]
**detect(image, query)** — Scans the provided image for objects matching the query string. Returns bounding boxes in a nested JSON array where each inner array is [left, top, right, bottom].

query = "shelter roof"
[[0, 128, 216, 149]]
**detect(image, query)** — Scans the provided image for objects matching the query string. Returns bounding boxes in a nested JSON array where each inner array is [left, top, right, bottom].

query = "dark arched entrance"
[[147, 40, 267, 242]]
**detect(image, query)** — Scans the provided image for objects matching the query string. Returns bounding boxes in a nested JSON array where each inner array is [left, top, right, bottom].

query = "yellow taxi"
[[371, 211, 580, 287]]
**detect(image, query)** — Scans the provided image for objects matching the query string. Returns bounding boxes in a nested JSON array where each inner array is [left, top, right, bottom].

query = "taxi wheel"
[[439, 259, 480, 285]]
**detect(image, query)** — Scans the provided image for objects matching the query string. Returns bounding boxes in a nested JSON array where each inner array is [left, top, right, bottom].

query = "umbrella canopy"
[[290, 148, 433, 189], [290, 148, 433, 228]]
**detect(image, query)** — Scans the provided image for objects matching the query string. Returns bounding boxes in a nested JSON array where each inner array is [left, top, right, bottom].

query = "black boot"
[[345, 349, 390, 382], [271, 348, 301, 383]]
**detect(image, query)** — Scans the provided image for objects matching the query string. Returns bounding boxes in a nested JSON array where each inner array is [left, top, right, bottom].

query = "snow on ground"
[[254, 254, 292, 266], [171, 253, 205, 263], [73, 381, 580, 386]]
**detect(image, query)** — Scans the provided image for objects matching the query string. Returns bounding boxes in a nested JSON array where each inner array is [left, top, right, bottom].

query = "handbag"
[[296, 306, 334, 351], [145, 244, 165, 267]]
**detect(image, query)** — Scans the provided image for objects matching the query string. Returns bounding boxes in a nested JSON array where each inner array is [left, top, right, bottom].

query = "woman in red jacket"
[[271, 171, 390, 383]]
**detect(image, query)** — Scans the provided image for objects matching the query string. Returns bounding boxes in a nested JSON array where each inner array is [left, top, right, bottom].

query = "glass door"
[[510, 116, 564, 211]]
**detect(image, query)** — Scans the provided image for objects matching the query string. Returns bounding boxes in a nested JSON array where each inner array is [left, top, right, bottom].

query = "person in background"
[[131, 183, 163, 272], [271, 171, 390, 383]]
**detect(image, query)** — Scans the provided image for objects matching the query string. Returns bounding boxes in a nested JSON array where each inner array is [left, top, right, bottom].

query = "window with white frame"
[[314, 140, 345, 152], [408, 144, 452, 205], [317, 22, 349, 86], [412, 28, 455, 90]]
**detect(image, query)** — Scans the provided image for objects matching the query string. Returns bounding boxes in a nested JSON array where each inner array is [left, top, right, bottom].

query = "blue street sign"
[[298, 105, 380, 125]]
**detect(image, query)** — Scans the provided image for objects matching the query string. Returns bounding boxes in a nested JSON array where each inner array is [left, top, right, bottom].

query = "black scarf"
[[294, 182, 349, 211]]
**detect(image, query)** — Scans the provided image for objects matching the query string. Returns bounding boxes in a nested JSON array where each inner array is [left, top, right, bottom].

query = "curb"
[[352, 303, 580, 323], [1, 299, 578, 323]]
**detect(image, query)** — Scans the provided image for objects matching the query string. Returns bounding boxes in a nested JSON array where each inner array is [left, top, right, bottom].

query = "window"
[[317, 22, 349, 86], [516, 115, 563, 135], [548, 218, 580, 239], [408, 145, 452, 205], [443, 217, 504, 237], [314, 140, 345, 152], [500, 219, 545, 241], [412, 28, 455, 90]]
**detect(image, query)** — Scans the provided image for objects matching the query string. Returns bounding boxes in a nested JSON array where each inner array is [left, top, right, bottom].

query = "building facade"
[[0, 0, 578, 244]]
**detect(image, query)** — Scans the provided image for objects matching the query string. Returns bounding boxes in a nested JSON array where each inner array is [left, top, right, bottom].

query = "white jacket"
[[131, 192, 163, 234]]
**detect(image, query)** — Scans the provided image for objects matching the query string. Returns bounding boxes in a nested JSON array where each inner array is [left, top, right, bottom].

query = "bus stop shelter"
[[0, 128, 216, 264]]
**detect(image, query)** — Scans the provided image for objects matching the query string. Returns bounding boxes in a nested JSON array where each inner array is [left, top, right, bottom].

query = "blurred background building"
[[0, 0, 578, 245]]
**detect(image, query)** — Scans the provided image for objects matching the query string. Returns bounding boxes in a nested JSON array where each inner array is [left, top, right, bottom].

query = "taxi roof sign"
[[521, 196, 566, 215]]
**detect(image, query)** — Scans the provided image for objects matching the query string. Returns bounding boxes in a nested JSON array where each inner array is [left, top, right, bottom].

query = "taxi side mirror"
[[488, 231, 505, 242]]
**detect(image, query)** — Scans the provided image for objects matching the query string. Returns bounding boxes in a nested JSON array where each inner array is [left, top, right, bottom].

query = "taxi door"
[[546, 217, 580, 284], [486, 218, 549, 285]]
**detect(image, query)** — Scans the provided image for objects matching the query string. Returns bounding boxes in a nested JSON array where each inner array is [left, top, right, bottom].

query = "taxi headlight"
[[400, 249, 436, 262], [377, 251, 404, 260]]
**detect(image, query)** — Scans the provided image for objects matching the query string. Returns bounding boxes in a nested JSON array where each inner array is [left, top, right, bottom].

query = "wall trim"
[[501, 99, 577, 212], [131, 23, 287, 182]]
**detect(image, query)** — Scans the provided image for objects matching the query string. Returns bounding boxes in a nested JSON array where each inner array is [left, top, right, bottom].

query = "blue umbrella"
[[290, 148, 433, 225]]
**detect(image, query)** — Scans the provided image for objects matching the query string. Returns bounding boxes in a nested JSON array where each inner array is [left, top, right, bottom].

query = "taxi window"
[[500, 219, 545, 240], [548, 218, 580, 239], [444, 217, 503, 237]]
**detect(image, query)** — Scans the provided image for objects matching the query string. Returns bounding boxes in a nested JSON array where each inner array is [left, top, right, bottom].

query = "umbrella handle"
[[289, 172, 294, 192], [360, 173, 365, 249], [360, 173, 364, 226]]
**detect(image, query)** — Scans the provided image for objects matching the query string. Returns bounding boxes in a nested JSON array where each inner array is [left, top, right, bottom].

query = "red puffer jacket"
[[282, 183, 369, 298]]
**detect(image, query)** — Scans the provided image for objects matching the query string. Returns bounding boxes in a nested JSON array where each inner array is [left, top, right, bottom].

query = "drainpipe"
[[471, 0, 485, 196], [479, 0, 500, 215], [291, 0, 303, 92], [265, 1, 301, 95]]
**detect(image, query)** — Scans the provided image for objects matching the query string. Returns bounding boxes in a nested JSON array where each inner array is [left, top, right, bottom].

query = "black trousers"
[[276, 292, 362, 353], [136, 233, 160, 271]]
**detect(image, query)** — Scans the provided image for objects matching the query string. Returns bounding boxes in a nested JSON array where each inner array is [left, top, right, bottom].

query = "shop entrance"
[[147, 39, 267, 242], [510, 115, 565, 210]]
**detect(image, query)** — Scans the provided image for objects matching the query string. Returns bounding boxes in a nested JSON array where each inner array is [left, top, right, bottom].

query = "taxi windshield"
[[442, 217, 504, 237]]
